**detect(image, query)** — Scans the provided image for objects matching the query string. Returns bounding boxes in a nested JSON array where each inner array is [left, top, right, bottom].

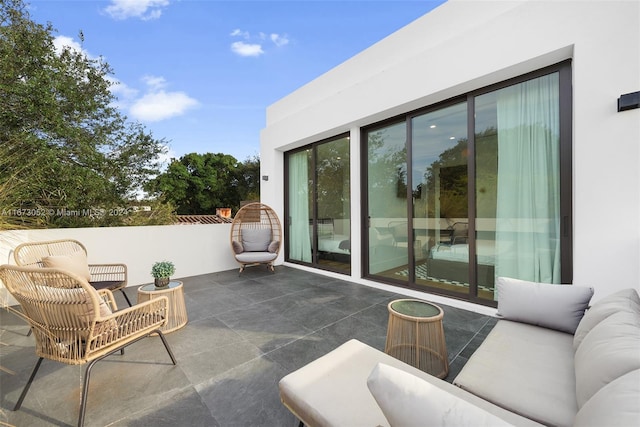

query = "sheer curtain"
[[288, 151, 312, 262], [495, 73, 561, 283]]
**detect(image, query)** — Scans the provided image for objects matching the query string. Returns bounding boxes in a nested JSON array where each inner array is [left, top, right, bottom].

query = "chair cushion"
[[496, 276, 593, 333], [235, 251, 277, 263], [241, 228, 271, 252], [573, 288, 640, 351], [574, 310, 640, 407], [42, 250, 91, 282], [573, 369, 640, 427], [367, 363, 513, 427]]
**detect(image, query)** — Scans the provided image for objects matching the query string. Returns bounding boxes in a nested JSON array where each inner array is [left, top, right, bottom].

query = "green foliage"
[[0, 0, 169, 228], [150, 261, 175, 278], [147, 153, 260, 214]]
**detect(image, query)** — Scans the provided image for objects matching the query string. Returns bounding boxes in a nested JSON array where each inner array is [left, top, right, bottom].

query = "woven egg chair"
[[230, 203, 282, 274]]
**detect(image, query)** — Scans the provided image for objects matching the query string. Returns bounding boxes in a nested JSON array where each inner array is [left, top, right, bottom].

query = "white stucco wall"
[[260, 0, 640, 310], [0, 224, 237, 304]]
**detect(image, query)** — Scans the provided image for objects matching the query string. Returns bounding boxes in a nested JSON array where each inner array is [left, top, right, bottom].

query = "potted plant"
[[151, 261, 175, 288]]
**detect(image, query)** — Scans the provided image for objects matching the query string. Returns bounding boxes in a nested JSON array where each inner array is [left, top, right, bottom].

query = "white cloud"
[[106, 76, 139, 107], [270, 33, 289, 47], [130, 90, 198, 122], [231, 41, 264, 57], [104, 0, 170, 21], [141, 75, 168, 91], [229, 28, 290, 57]]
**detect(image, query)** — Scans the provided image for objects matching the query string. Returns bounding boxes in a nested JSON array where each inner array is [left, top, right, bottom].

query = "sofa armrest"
[[367, 363, 514, 427], [496, 276, 593, 334]]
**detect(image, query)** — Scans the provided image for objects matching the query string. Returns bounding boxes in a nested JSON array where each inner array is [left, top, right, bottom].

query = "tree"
[[0, 0, 168, 228], [148, 153, 261, 215]]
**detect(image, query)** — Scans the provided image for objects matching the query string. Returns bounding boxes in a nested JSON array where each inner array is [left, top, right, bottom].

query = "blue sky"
[[28, 0, 445, 163]]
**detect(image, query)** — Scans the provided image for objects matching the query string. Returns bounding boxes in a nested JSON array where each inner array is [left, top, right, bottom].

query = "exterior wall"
[[1, 224, 237, 304], [260, 0, 640, 311]]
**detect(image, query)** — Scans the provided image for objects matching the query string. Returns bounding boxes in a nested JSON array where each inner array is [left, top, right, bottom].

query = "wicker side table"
[[385, 299, 449, 378], [137, 281, 188, 333]]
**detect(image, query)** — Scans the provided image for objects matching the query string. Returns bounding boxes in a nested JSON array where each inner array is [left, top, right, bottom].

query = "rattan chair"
[[0, 264, 177, 427], [13, 239, 132, 306], [230, 203, 282, 274]]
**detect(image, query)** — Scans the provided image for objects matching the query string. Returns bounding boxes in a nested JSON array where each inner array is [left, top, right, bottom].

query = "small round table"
[[137, 281, 188, 333], [385, 299, 449, 378]]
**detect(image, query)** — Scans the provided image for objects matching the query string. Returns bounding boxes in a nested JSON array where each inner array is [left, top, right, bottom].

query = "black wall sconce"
[[262, 175, 269, 181], [618, 91, 639, 112]]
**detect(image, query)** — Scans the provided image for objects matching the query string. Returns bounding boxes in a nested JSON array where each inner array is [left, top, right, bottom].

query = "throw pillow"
[[496, 276, 594, 334], [232, 240, 244, 254], [268, 240, 280, 253], [367, 363, 513, 427], [42, 250, 91, 282]]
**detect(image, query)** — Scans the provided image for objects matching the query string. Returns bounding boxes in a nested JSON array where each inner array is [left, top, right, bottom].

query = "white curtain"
[[288, 151, 312, 262], [495, 73, 561, 283]]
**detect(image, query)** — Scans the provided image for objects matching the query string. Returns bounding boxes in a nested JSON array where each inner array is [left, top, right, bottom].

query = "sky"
[[27, 0, 446, 164]]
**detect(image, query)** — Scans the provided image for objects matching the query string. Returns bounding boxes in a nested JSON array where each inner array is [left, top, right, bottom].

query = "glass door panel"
[[411, 103, 469, 295], [475, 72, 561, 301], [366, 122, 409, 281], [287, 149, 312, 263], [316, 136, 351, 273]]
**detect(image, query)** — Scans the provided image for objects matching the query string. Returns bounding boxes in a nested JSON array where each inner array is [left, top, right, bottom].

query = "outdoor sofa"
[[279, 278, 640, 426]]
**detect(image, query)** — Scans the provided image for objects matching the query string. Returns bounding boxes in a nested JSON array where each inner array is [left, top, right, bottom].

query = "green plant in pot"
[[151, 261, 175, 288]]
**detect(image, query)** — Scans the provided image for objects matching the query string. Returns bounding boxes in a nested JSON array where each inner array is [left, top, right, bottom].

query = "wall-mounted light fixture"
[[262, 175, 269, 181], [618, 91, 639, 112]]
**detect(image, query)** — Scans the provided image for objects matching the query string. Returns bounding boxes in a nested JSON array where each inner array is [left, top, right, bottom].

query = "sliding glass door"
[[364, 62, 571, 304], [286, 135, 351, 273]]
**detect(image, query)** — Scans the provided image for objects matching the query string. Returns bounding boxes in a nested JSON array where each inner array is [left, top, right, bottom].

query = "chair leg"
[[14, 357, 44, 411], [120, 288, 133, 307], [156, 330, 177, 365]]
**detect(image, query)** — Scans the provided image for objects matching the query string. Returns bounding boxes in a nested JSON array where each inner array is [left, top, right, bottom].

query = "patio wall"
[[1, 224, 238, 304]]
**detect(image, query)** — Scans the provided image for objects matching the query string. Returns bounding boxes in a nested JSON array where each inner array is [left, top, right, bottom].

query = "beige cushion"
[[268, 240, 280, 253], [574, 310, 640, 407], [367, 363, 513, 427], [453, 320, 577, 427], [573, 288, 640, 351], [574, 369, 640, 427], [496, 277, 593, 334], [42, 250, 91, 282]]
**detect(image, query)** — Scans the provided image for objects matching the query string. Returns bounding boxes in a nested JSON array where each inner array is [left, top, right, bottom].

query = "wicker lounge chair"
[[13, 239, 132, 306], [230, 203, 282, 274], [0, 264, 177, 427]]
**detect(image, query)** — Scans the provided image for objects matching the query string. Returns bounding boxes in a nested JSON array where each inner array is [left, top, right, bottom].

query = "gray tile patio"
[[1, 266, 495, 426]]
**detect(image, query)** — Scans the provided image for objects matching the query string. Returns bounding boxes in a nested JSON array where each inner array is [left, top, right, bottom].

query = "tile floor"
[[1, 266, 496, 427]]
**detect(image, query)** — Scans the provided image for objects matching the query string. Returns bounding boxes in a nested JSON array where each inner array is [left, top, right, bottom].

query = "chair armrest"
[[87, 296, 169, 354], [97, 289, 118, 312], [88, 263, 127, 284]]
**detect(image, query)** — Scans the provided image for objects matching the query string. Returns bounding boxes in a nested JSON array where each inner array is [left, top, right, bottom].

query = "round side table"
[[137, 281, 188, 333], [385, 299, 449, 378]]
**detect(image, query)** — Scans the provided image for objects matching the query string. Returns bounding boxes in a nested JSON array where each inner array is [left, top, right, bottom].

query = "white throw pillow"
[[42, 250, 91, 282], [367, 363, 513, 427], [241, 228, 271, 252], [496, 277, 594, 334]]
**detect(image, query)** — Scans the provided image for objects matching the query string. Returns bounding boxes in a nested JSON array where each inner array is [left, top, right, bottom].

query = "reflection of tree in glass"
[[317, 138, 350, 219], [367, 129, 408, 217]]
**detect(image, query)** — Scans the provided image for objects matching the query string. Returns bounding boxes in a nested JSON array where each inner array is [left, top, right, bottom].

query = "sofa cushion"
[[574, 310, 640, 407], [268, 240, 280, 253], [573, 288, 640, 351], [367, 363, 513, 427], [42, 250, 91, 282], [241, 228, 271, 252], [573, 369, 640, 427], [496, 277, 593, 333], [453, 320, 577, 427]]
